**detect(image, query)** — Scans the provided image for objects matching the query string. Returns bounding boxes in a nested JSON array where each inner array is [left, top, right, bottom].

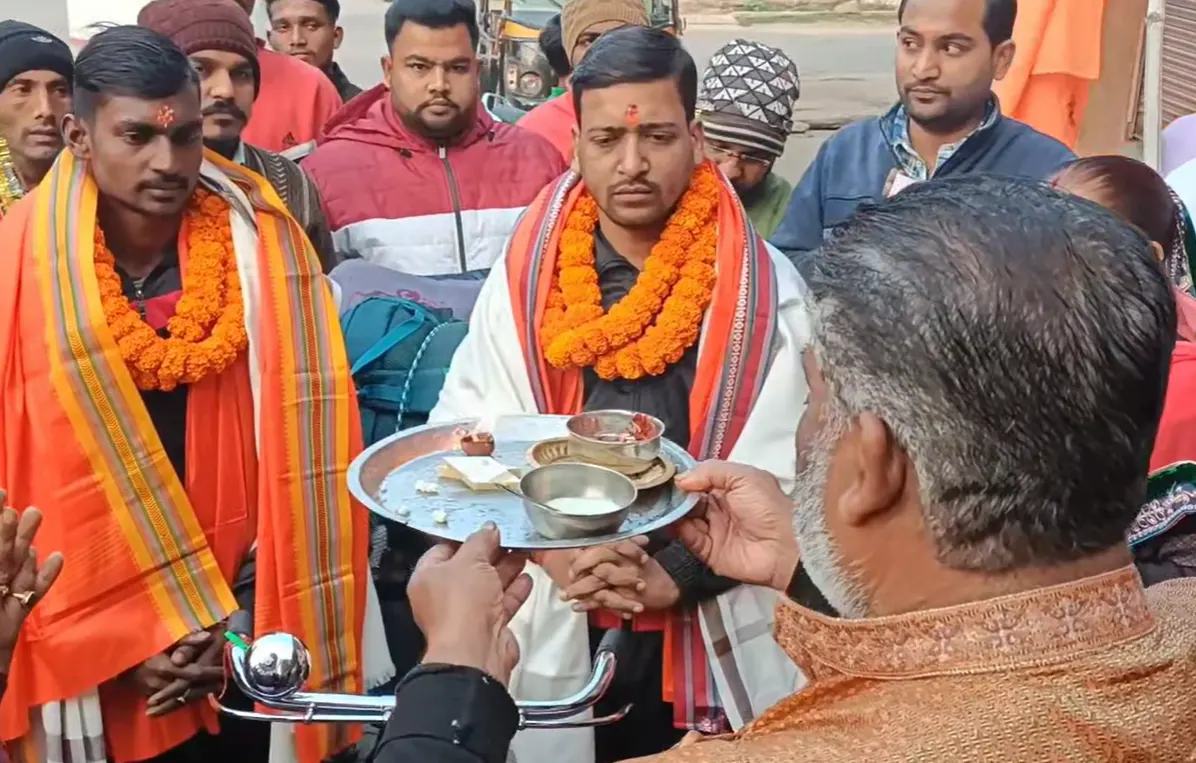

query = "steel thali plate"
[[348, 414, 700, 550]]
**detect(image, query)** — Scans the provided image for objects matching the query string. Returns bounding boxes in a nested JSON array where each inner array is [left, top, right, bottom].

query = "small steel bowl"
[[566, 410, 665, 474], [519, 463, 638, 540]]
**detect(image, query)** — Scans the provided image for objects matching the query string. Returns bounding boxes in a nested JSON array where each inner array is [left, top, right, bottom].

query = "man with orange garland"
[[429, 26, 807, 763], [0, 26, 389, 763]]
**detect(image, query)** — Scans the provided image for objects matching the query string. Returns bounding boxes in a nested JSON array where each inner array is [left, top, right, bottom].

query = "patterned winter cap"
[[697, 39, 800, 158]]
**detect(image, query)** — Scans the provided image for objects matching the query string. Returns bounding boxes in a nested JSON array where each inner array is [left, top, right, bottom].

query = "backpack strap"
[[350, 301, 432, 376], [395, 322, 454, 422]]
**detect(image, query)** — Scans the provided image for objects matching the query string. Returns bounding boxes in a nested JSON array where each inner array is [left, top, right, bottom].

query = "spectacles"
[[706, 143, 773, 169]]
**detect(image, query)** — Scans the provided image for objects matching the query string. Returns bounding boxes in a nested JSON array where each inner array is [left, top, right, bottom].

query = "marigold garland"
[[542, 164, 720, 381], [95, 188, 248, 392]]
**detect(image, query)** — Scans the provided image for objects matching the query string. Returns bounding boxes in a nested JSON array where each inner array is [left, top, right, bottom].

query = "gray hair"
[[806, 175, 1176, 572]]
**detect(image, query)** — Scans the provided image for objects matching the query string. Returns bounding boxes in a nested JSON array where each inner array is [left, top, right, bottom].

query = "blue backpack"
[[342, 296, 469, 445]]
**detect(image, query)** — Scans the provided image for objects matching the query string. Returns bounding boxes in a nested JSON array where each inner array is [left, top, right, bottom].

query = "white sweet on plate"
[[414, 480, 440, 495], [432, 509, 449, 524], [439, 456, 518, 491]]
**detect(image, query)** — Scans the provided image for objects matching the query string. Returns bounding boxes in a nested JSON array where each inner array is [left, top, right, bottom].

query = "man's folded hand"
[[142, 626, 226, 717]]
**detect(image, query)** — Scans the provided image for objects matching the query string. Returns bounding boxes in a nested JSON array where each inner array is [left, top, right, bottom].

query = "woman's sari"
[[1137, 196, 1196, 584]]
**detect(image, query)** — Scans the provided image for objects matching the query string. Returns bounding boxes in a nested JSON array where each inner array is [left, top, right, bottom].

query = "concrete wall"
[[65, 0, 147, 42], [61, 0, 271, 47]]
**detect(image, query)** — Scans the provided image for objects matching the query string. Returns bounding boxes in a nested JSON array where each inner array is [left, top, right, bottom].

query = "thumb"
[[456, 522, 502, 565], [676, 460, 738, 493], [676, 518, 713, 562]]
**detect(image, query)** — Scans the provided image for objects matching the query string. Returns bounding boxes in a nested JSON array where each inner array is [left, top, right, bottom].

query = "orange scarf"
[[0, 150, 367, 763], [505, 160, 780, 730]]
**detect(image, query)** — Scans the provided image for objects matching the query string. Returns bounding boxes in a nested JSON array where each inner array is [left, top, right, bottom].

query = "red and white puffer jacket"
[[303, 85, 568, 275]]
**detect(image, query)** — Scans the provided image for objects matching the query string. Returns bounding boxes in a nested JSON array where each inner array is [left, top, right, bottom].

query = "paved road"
[[15, 0, 897, 182]]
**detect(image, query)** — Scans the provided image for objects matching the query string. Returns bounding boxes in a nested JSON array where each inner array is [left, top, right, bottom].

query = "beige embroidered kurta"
[[633, 566, 1196, 762]]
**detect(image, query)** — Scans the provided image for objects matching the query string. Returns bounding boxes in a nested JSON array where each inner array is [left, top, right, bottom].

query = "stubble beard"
[[790, 403, 872, 619]]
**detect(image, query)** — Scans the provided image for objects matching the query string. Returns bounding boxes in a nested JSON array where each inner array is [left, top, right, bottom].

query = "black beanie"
[[0, 22, 73, 91]]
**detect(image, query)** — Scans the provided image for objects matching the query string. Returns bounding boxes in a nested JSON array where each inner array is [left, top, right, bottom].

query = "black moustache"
[[203, 103, 247, 122]]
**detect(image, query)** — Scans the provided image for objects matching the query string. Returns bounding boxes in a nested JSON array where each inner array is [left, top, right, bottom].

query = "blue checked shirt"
[[881, 98, 999, 181]]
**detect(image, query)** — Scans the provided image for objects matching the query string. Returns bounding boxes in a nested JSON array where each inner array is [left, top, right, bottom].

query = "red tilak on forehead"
[[155, 105, 176, 128], [625, 104, 640, 127]]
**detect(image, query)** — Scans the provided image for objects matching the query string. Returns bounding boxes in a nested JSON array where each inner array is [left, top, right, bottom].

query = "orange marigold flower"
[[662, 343, 687, 365], [566, 303, 605, 324], [541, 163, 721, 381], [679, 261, 717, 286], [95, 187, 247, 392], [639, 273, 672, 299], [670, 301, 706, 327], [594, 354, 619, 380], [580, 324, 611, 354], [560, 282, 601, 305], [604, 319, 640, 347], [568, 339, 597, 366], [559, 267, 599, 287], [614, 346, 645, 380], [673, 279, 713, 303]]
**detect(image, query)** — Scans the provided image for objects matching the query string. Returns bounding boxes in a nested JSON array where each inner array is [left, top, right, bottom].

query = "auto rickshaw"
[[478, 0, 684, 121]]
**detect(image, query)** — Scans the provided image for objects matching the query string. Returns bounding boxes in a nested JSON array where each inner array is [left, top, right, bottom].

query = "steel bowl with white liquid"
[[519, 463, 639, 540], [566, 410, 665, 474]]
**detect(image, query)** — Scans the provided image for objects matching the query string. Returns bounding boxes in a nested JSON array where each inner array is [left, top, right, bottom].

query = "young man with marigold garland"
[[0, 26, 388, 763], [429, 26, 809, 763]]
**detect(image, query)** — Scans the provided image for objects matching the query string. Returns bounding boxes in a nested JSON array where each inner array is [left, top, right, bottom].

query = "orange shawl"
[[0, 150, 367, 762], [505, 160, 780, 730]]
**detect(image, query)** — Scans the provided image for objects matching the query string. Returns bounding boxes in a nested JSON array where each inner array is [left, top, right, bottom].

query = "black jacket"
[[326, 62, 362, 103], [371, 664, 518, 763]]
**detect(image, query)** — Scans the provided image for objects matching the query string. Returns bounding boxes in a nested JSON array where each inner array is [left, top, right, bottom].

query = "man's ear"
[[690, 119, 706, 165], [333, 26, 344, 51], [992, 40, 1015, 82], [62, 113, 91, 161], [380, 55, 392, 89], [834, 412, 906, 530]]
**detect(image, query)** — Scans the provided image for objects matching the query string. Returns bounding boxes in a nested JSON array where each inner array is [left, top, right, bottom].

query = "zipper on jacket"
[[439, 145, 468, 273], [133, 279, 148, 319]]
